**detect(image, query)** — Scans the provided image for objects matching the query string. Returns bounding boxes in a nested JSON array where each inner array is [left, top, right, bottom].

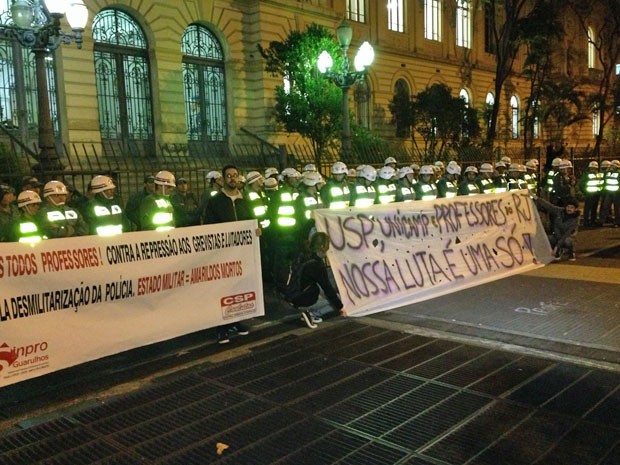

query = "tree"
[[519, 1, 563, 154], [405, 83, 480, 161], [483, 0, 563, 147], [566, 0, 620, 157], [258, 24, 343, 167]]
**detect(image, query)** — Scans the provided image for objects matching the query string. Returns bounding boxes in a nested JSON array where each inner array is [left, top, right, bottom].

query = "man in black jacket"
[[204, 164, 256, 343]]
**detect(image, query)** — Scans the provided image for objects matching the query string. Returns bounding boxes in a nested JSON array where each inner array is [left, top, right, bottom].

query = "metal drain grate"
[[3, 320, 620, 465]]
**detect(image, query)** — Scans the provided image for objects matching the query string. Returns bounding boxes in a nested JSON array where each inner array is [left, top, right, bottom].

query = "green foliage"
[[409, 83, 481, 158], [258, 24, 344, 159]]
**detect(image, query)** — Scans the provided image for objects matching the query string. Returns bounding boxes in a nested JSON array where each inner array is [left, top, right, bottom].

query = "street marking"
[[525, 264, 620, 284], [514, 301, 568, 316]]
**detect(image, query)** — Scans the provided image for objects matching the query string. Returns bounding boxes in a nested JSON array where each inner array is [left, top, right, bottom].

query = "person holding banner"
[[286, 231, 343, 328], [536, 196, 580, 261], [204, 164, 255, 344], [37, 180, 88, 238]]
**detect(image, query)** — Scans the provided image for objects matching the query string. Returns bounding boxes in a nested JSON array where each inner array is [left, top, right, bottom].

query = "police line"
[[0, 220, 263, 387], [314, 190, 554, 317]]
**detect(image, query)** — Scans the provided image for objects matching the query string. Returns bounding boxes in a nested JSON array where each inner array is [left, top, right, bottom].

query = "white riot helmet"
[[17, 190, 41, 208], [464, 166, 478, 174], [479, 163, 494, 173], [501, 156, 511, 165], [601, 160, 612, 168], [384, 156, 397, 166], [378, 166, 396, 180], [447, 163, 461, 175], [90, 175, 115, 194], [528, 159, 539, 166], [301, 171, 323, 187], [508, 163, 520, 172], [206, 170, 222, 181], [43, 180, 68, 206], [43, 180, 68, 197], [559, 160, 573, 169], [434, 161, 445, 168], [551, 157, 562, 167], [347, 168, 357, 178], [264, 167, 279, 178], [303, 163, 317, 173], [410, 163, 420, 171], [588, 161, 599, 169], [419, 165, 435, 175], [246, 171, 263, 185], [359, 165, 377, 182], [495, 161, 506, 168], [399, 166, 414, 179], [281, 167, 302, 179], [611, 160, 620, 168], [154, 170, 176, 187], [331, 161, 348, 175], [525, 160, 538, 170]]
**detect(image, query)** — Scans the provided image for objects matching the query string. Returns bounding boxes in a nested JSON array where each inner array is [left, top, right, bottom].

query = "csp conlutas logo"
[[220, 292, 256, 319]]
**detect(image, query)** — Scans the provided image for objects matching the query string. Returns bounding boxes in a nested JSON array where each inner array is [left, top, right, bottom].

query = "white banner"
[[0, 220, 263, 387], [314, 191, 553, 317]]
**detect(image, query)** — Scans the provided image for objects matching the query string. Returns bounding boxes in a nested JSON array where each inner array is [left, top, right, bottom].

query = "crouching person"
[[536, 196, 580, 261], [285, 232, 343, 328]]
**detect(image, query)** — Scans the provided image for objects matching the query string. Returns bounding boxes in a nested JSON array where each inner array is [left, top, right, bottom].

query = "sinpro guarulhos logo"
[[0, 341, 49, 373]]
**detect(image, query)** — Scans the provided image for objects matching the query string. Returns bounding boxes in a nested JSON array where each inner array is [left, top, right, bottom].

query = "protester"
[[204, 164, 256, 344], [285, 231, 343, 328]]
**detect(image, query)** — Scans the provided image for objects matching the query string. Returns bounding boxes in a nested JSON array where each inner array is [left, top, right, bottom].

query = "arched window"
[[485, 92, 494, 129], [92, 9, 153, 146], [182, 24, 227, 142], [354, 78, 370, 129], [587, 27, 596, 69], [0, 0, 59, 141], [393, 79, 410, 137], [510, 95, 519, 139]]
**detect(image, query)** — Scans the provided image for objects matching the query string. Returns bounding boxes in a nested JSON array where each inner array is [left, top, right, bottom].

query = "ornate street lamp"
[[318, 19, 374, 161], [0, 0, 88, 174]]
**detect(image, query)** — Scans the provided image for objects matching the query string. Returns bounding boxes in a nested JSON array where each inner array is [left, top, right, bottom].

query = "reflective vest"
[[477, 177, 495, 194], [396, 185, 415, 202], [92, 204, 123, 236], [47, 209, 78, 222], [459, 182, 480, 196], [507, 177, 527, 191], [376, 182, 397, 204], [152, 198, 175, 231], [247, 191, 270, 228], [17, 220, 43, 243], [524, 173, 538, 195], [603, 171, 619, 192], [437, 179, 457, 198], [325, 181, 350, 209], [493, 176, 508, 193], [276, 190, 298, 227], [583, 172, 602, 194], [416, 182, 438, 201], [545, 169, 557, 192], [352, 184, 377, 207], [300, 194, 323, 219]]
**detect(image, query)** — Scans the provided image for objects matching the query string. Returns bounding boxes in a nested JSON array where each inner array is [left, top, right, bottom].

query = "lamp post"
[[318, 19, 374, 161], [0, 0, 88, 175]]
